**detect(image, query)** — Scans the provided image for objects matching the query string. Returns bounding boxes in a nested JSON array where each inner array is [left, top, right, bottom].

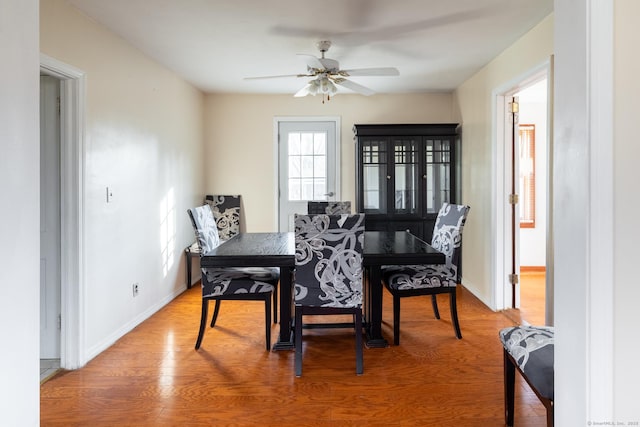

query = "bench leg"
[[504, 349, 516, 426]]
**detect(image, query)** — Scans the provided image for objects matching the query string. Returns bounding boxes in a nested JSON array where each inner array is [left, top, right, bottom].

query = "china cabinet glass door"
[[361, 139, 388, 214], [393, 138, 419, 215], [424, 138, 452, 213]]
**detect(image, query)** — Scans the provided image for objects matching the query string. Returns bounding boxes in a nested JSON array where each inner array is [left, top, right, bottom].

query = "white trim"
[[586, 0, 614, 419], [491, 60, 551, 312], [545, 55, 555, 327], [491, 94, 507, 311], [40, 54, 86, 369], [273, 116, 341, 230]]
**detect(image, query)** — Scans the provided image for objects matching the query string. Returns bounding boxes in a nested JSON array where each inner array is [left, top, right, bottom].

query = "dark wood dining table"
[[199, 230, 445, 349]]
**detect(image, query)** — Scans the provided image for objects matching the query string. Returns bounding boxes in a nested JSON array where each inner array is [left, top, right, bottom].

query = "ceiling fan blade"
[[334, 79, 375, 96], [244, 73, 309, 80], [340, 67, 399, 77], [297, 54, 325, 71], [294, 84, 312, 97]]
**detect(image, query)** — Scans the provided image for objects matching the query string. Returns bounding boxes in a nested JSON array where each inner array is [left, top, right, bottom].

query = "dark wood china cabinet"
[[354, 123, 461, 243]]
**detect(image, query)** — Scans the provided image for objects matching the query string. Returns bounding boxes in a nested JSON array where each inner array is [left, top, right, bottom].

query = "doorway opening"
[[40, 74, 62, 381], [493, 60, 553, 326], [513, 79, 548, 326], [40, 54, 86, 370]]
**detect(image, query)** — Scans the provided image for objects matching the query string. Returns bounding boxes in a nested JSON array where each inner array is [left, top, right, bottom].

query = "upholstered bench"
[[499, 325, 554, 427]]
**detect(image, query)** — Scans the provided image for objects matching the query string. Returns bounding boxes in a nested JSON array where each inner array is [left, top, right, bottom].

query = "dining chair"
[[293, 213, 365, 376], [307, 200, 351, 215], [381, 203, 470, 345], [187, 204, 279, 351], [185, 195, 241, 288]]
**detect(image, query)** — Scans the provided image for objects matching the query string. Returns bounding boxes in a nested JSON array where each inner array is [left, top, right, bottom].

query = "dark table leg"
[[365, 265, 389, 348], [273, 266, 294, 350]]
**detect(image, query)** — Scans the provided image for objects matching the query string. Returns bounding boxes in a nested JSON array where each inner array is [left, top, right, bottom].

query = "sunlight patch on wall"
[[160, 187, 176, 278]]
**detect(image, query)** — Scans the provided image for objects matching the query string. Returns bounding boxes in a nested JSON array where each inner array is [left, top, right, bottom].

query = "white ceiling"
[[66, 0, 553, 96]]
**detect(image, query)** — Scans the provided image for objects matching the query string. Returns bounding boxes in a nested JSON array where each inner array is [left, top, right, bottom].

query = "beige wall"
[[453, 14, 554, 305], [204, 92, 454, 232], [40, 0, 205, 360]]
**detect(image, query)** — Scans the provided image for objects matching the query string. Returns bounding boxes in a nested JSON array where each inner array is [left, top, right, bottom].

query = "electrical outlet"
[[132, 283, 139, 297]]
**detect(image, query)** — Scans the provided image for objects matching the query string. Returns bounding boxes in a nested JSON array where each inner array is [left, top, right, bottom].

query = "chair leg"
[[195, 299, 209, 350], [393, 294, 401, 346], [294, 306, 303, 377], [265, 295, 272, 351], [273, 286, 278, 324], [186, 250, 193, 289], [449, 289, 462, 339], [355, 311, 363, 375], [210, 300, 221, 327], [431, 294, 440, 319], [546, 402, 554, 427], [504, 349, 516, 427]]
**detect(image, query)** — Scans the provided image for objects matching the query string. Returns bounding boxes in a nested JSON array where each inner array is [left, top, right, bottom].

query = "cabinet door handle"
[[423, 175, 427, 179], [386, 175, 391, 180]]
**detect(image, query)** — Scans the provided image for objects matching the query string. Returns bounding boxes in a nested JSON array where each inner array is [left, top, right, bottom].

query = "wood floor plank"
[[41, 284, 548, 426]]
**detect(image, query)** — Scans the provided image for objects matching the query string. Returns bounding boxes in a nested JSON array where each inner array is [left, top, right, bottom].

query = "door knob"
[[324, 192, 335, 197]]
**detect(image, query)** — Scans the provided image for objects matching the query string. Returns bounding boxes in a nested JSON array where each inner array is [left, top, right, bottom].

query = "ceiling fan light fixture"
[[300, 76, 336, 101], [322, 78, 337, 103], [312, 82, 320, 95], [327, 79, 337, 96]]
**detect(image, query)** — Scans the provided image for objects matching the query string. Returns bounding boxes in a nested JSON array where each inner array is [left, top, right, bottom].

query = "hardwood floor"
[[504, 271, 547, 326], [41, 284, 548, 426]]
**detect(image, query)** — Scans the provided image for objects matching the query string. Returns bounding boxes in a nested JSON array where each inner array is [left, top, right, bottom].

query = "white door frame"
[[491, 59, 552, 316], [40, 54, 86, 369], [273, 116, 341, 230]]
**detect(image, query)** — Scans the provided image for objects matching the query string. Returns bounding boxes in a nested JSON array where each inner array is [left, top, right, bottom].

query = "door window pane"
[[287, 131, 329, 201], [519, 124, 536, 228]]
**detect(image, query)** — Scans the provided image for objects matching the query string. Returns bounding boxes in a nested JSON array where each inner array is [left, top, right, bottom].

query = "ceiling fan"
[[244, 41, 399, 102]]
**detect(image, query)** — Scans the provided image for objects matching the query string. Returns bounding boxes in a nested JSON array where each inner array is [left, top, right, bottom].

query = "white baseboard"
[[461, 278, 495, 311], [85, 287, 186, 365]]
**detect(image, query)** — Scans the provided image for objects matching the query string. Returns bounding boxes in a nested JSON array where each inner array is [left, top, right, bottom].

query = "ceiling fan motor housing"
[[312, 58, 339, 74]]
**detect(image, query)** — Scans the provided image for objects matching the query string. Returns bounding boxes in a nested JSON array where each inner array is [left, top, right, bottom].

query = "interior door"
[[509, 95, 520, 309], [278, 120, 338, 231], [40, 75, 62, 359]]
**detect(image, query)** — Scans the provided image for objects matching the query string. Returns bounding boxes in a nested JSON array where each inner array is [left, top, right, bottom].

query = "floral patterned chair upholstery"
[[307, 201, 351, 215], [293, 213, 365, 376], [187, 204, 279, 351], [381, 203, 470, 344], [500, 325, 554, 427]]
